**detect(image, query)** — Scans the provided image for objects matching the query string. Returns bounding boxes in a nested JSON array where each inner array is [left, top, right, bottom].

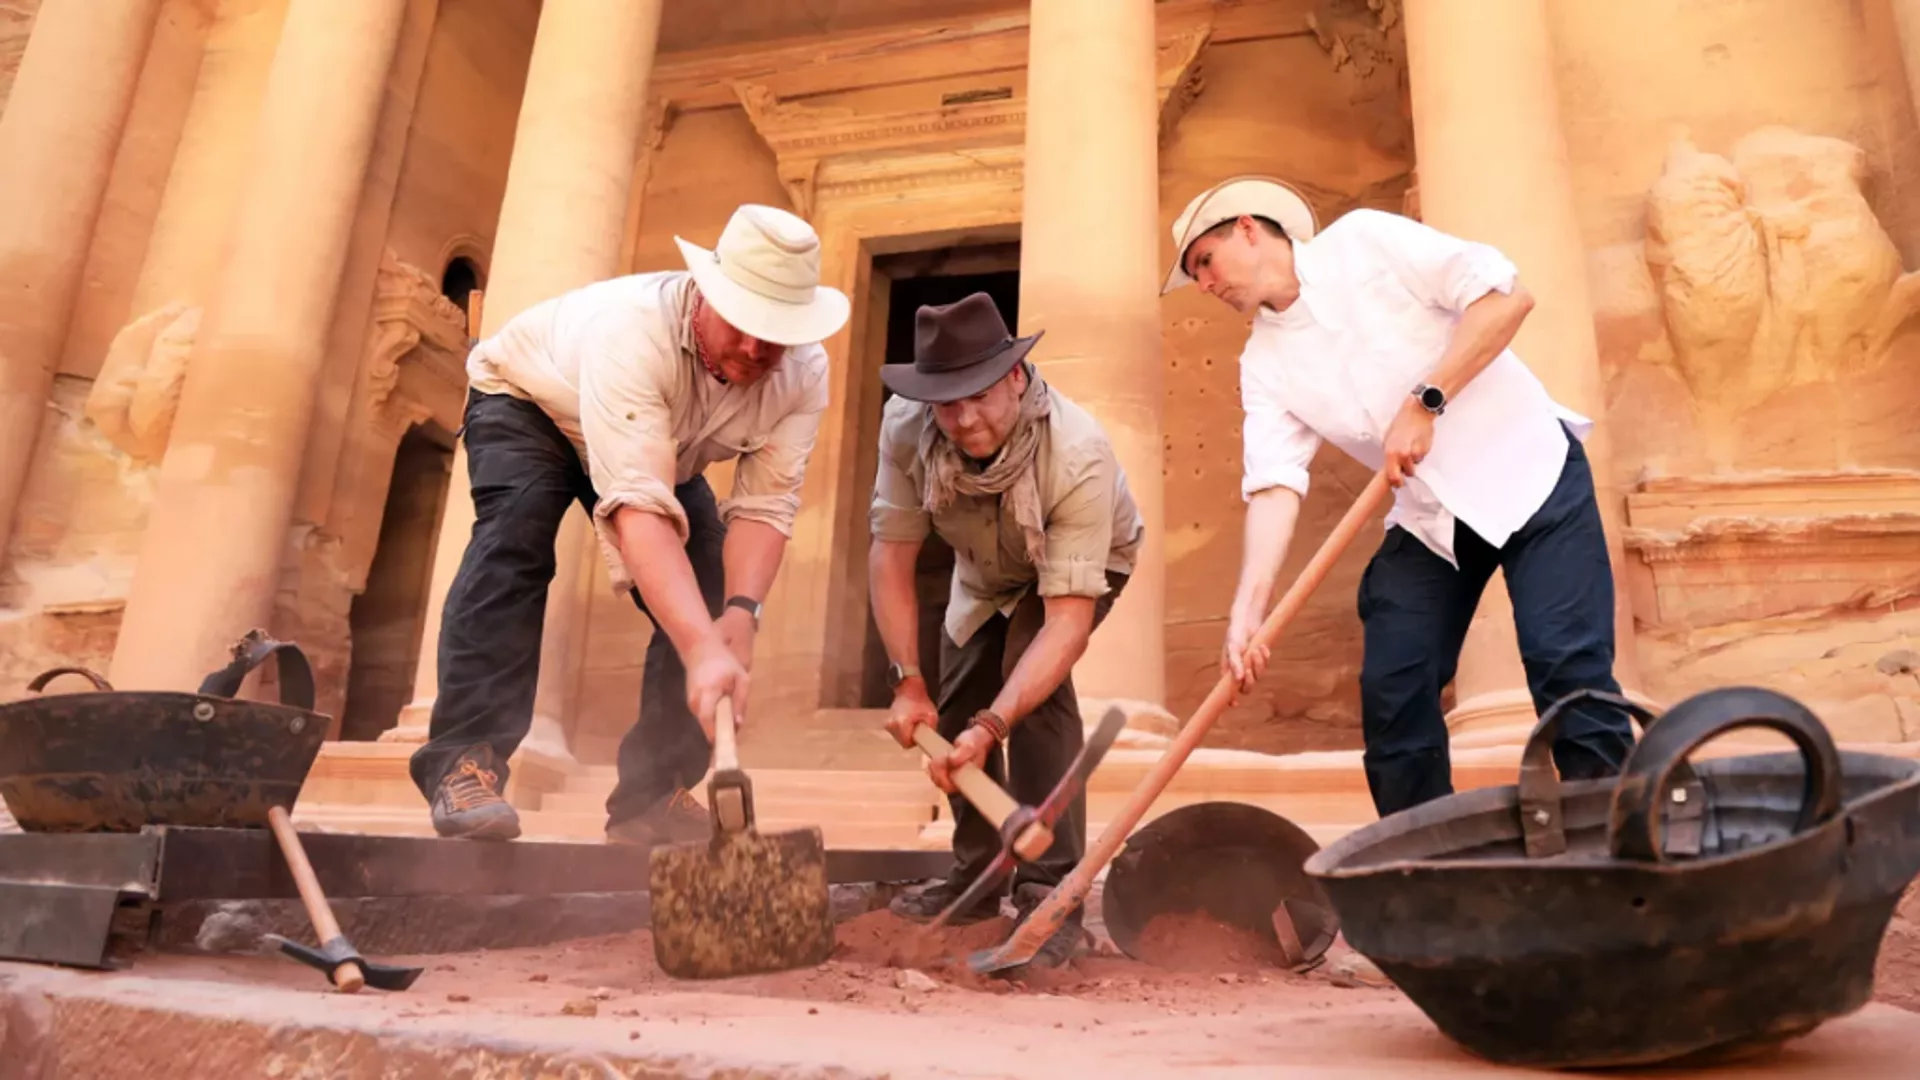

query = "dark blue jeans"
[[408, 391, 720, 827], [1355, 426, 1635, 818]]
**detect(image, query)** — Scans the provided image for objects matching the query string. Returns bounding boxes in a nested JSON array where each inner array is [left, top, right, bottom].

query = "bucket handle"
[[195, 629, 317, 712], [1607, 685, 1842, 864], [25, 666, 115, 694], [1517, 688, 1693, 858]]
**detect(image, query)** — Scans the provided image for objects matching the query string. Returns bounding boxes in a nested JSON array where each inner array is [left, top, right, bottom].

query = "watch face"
[[1420, 386, 1445, 410]]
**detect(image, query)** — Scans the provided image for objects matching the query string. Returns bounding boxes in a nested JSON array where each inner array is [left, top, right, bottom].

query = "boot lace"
[[442, 758, 504, 812]]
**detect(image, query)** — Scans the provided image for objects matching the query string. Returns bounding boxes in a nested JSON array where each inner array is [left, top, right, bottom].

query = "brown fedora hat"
[[880, 292, 1043, 404]]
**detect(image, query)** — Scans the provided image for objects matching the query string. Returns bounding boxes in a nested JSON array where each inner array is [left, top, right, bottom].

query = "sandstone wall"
[[0, 0, 38, 117], [384, 0, 539, 278], [1553, 0, 1920, 739]]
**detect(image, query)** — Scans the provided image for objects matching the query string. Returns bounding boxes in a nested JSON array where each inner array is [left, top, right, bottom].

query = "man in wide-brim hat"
[[1163, 174, 1636, 820], [410, 203, 850, 847], [866, 291, 1145, 966]]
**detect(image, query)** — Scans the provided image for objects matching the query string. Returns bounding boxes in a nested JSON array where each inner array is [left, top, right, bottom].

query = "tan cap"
[[1161, 175, 1319, 294], [673, 204, 850, 346]]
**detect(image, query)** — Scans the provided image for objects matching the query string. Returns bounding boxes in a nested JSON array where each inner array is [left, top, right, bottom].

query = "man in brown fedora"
[[867, 291, 1144, 966], [409, 203, 850, 845]]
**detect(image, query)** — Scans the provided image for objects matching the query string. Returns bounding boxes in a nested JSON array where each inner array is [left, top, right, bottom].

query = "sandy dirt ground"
[[6, 893, 1920, 1077]]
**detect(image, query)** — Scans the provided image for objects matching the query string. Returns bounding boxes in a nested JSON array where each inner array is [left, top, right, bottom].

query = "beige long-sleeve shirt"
[[869, 385, 1144, 647], [466, 271, 829, 594]]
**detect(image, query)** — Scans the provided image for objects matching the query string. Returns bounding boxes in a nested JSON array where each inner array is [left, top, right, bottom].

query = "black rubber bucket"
[[1305, 685, 1920, 1070], [1102, 800, 1337, 968], [0, 633, 330, 832]]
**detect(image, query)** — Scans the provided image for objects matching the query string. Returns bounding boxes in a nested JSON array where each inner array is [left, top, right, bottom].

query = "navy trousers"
[[408, 390, 719, 828], [1355, 426, 1635, 817]]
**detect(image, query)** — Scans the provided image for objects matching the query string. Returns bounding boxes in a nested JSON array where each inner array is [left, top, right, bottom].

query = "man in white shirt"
[[408, 204, 849, 843], [1163, 175, 1636, 817]]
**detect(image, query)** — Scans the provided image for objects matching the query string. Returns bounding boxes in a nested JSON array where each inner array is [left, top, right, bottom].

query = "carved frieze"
[[729, 22, 1213, 219], [1623, 471, 1920, 628]]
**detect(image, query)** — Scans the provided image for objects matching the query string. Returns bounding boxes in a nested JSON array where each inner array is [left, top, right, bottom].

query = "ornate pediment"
[[730, 22, 1212, 219]]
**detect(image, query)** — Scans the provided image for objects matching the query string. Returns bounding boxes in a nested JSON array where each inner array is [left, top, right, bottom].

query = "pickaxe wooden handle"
[[911, 724, 1053, 861], [971, 471, 1393, 974]]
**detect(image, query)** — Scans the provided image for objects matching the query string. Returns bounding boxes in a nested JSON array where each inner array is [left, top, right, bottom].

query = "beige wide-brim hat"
[[1161, 175, 1320, 295], [673, 204, 851, 346]]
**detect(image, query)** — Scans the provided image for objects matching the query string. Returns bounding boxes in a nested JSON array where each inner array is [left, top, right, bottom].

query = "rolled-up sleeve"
[[577, 314, 687, 562], [722, 364, 827, 536], [1348, 208, 1518, 313], [869, 397, 931, 543], [1036, 448, 1117, 600], [1240, 355, 1319, 501]]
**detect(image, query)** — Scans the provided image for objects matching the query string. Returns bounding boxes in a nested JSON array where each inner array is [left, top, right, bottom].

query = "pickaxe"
[[912, 706, 1129, 931], [262, 805, 423, 992], [968, 471, 1393, 975]]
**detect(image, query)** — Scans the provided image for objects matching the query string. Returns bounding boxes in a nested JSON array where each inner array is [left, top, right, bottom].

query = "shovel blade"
[[648, 825, 834, 980]]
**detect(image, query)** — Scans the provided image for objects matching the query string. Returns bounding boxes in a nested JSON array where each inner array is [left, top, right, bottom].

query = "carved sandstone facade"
[[3, 0, 1919, 844]]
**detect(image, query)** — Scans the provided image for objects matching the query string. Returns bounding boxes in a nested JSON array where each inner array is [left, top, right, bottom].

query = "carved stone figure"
[[1644, 127, 1920, 418]]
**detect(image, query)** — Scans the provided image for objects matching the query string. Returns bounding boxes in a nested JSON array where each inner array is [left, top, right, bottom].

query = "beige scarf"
[[920, 365, 1053, 569]]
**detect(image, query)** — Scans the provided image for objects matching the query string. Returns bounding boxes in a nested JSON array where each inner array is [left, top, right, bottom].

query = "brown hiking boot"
[[604, 788, 710, 848], [429, 746, 521, 840]]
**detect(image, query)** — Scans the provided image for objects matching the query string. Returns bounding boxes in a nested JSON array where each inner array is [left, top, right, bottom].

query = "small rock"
[[1215, 973, 1238, 985], [561, 1000, 598, 1017], [446, 993, 472, 1003], [895, 969, 939, 993], [615, 1009, 640, 1018], [528, 973, 549, 983], [589, 987, 616, 1001], [808, 1007, 819, 1015], [629, 1032, 640, 1041]]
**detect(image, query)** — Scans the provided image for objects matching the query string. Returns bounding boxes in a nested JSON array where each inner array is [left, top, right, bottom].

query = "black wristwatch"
[[1413, 382, 1447, 415], [886, 662, 921, 689], [723, 595, 762, 630]]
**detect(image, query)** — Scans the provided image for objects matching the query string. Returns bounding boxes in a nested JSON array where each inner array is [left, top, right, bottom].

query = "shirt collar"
[[1256, 239, 1319, 329]]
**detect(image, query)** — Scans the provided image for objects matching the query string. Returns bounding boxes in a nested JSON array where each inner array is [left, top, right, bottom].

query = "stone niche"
[[1590, 125, 1920, 742]]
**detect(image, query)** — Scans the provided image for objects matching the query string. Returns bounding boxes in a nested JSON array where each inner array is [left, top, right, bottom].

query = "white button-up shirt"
[[1237, 209, 1590, 566], [466, 271, 829, 594]]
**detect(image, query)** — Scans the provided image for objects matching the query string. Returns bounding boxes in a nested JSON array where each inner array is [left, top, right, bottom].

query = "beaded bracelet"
[[968, 708, 1011, 743]]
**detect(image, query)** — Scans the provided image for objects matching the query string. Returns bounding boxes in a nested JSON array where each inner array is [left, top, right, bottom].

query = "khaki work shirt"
[[467, 271, 829, 594], [869, 385, 1145, 647]]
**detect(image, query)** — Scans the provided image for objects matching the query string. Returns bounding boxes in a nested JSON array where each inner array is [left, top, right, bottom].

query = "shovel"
[[969, 471, 1392, 975], [649, 697, 835, 980], [262, 805, 424, 992]]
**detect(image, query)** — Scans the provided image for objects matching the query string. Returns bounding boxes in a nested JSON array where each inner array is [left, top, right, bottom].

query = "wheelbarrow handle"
[[911, 724, 1053, 861], [1607, 686, 1844, 863], [974, 470, 1393, 973]]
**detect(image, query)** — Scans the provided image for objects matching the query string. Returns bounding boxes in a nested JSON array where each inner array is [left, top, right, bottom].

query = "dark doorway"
[[856, 250, 1021, 708], [340, 427, 454, 741]]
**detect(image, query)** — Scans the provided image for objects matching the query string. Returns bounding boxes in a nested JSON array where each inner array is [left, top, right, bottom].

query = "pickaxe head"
[[267, 933, 423, 992], [926, 706, 1129, 932]]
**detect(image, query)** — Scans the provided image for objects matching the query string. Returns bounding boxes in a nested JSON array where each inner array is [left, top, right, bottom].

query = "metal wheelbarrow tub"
[[1101, 800, 1337, 968], [1303, 685, 1920, 1070], [0, 633, 329, 832]]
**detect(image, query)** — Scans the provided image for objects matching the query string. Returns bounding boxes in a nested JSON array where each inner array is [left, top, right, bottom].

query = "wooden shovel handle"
[[712, 696, 741, 773], [1017, 472, 1392, 935], [266, 805, 364, 993], [911, 724, 1053, 861]]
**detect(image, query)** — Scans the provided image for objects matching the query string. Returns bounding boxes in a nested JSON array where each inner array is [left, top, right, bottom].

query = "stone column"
[[391, 0, 665, 746], [0, 0, 162, 566], [108, 0, 410, 689], [1403, 0, 1645, 744], [1894, 2, 1920, 132], [1017, 0, 1165, 705]]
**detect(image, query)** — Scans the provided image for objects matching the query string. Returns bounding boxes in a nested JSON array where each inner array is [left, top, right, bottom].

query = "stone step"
[[290, 804, 944, 850]]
